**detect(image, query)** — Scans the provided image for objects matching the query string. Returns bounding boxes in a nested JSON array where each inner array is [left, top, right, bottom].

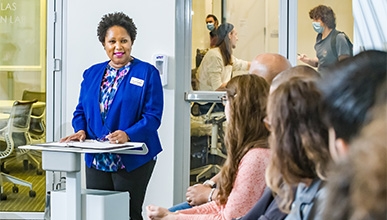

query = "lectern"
[[20, 141, 148, 220]]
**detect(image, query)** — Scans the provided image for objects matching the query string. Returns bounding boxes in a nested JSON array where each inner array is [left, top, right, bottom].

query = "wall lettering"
[[0, 2, 25, 24], [0, 2, 17, 11]]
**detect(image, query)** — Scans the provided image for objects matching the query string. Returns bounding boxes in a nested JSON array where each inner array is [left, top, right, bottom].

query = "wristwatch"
[[208, 188, 216, 202], [203, 179, 216, 188]]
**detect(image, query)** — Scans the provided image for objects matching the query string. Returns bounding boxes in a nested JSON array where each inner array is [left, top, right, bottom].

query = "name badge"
[[130, 77, 144, 87]]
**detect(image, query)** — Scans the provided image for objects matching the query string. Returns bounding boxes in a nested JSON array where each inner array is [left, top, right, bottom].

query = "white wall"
[[62, 0, 176, 218]]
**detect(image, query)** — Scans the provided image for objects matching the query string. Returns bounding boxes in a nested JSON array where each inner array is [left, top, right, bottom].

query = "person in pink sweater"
[[147, 74, 271, 220]]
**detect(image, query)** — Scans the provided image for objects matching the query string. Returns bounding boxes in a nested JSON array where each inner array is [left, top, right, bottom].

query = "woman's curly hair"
[[97, 12, 137, 44], [265, 78, 331, 213]]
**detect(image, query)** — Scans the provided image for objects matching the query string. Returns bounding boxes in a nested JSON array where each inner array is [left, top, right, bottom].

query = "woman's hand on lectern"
[[59, 130, 86, 143]]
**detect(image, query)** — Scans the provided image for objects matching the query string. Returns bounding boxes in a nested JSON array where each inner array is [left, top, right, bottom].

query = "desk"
[[0, 100, 46, 113], [20, 142, 148, 220]]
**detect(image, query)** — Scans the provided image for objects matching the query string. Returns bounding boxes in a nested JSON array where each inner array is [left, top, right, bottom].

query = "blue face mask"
[[312, 22, 324, 34], [207, 23, 215, 31]]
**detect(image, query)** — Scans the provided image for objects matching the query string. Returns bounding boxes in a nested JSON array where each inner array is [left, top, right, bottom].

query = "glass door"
[[0, 0, 47, 214]]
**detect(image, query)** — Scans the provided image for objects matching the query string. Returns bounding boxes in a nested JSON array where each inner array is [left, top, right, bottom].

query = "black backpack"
[[330, 29, 353, 58]]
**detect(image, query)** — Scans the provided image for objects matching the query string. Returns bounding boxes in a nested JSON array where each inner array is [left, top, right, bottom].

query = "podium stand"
[[20, 141, 148, 220]]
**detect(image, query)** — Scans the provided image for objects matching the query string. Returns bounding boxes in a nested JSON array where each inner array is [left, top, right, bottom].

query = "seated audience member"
[[234, 65, 321, 220], [249, 53, 292, 84], [265, 78, 331, 220], [168, 174, 219, 212], [323, 104, 387, 220], [196, 23, 250, 91], [318, 50, 387, 161], [270, 65, 320, 93], [180, 55, 292, 212], [316, 50, 387, 219], [147, 74, 271, 220]]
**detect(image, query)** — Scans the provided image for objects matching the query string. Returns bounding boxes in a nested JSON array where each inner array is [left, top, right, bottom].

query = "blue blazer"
[[72, 58, 164, 172]]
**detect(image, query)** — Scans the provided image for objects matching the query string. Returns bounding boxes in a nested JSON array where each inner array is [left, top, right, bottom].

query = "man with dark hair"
[[323, 104, 387, 220], [298, 5, 352, 72], [318, 50, 387, 220], [205, 14, 219, 48], [318, 50, 386, 161]]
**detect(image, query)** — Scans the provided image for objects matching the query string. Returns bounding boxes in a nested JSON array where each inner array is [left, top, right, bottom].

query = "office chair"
[[0, 100, 38, 200], [2, 95, 43, 175], [190, 102, 227, 182], [22, 90, 46, 102], [5, 90, 47, 174], [28, 107, 46, 144]]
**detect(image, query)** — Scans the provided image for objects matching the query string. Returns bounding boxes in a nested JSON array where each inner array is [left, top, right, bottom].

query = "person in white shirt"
[[196, 23, 250, 91]]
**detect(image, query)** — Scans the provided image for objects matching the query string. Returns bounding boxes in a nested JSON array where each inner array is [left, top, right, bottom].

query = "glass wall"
[[189, 0, 280, 184], [188, 0, 354, 186], [0, 0, 46, 213]]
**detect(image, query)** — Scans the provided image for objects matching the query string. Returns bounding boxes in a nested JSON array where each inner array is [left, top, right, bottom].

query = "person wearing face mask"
[[298, 5, 352, 73], [206, 14, 219, 48]]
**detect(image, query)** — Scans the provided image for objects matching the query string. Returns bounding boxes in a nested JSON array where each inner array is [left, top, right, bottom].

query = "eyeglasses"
[[221, 94, 237, 106], [221, 95, 228, 106]]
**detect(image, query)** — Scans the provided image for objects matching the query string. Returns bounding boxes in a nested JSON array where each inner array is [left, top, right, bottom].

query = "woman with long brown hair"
[[147, 74, 271, 220], [196, 23, 250, 91], [265, 78, 331, 220]]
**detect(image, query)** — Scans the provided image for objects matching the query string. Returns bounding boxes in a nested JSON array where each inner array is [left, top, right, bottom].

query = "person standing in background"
[[298, 5, 352, 73], [206, 14, 219, 48], [60, 12, 164, 220], [196, 23, 250, 91], [194, 14, 220, 70], [192, 14, 220, 89]]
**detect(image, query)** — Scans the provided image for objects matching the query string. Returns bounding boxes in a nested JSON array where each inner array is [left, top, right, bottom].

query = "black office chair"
[[0, 100, 38, 200], [22, 90, 46, 102]]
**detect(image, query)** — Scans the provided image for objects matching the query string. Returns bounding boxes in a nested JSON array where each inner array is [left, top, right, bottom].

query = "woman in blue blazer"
[[60, 12, 163, 220]]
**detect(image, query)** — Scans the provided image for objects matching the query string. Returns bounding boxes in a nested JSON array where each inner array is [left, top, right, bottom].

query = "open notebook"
[[38, 140, 142, 150], [20, 140, 148, 155]]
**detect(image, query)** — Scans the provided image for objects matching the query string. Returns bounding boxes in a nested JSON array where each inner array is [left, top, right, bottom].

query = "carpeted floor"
[[0, 156, 46, 212]]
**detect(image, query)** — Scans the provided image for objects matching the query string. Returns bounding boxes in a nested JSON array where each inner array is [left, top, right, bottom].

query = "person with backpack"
[[298, 5, 353, 73]]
